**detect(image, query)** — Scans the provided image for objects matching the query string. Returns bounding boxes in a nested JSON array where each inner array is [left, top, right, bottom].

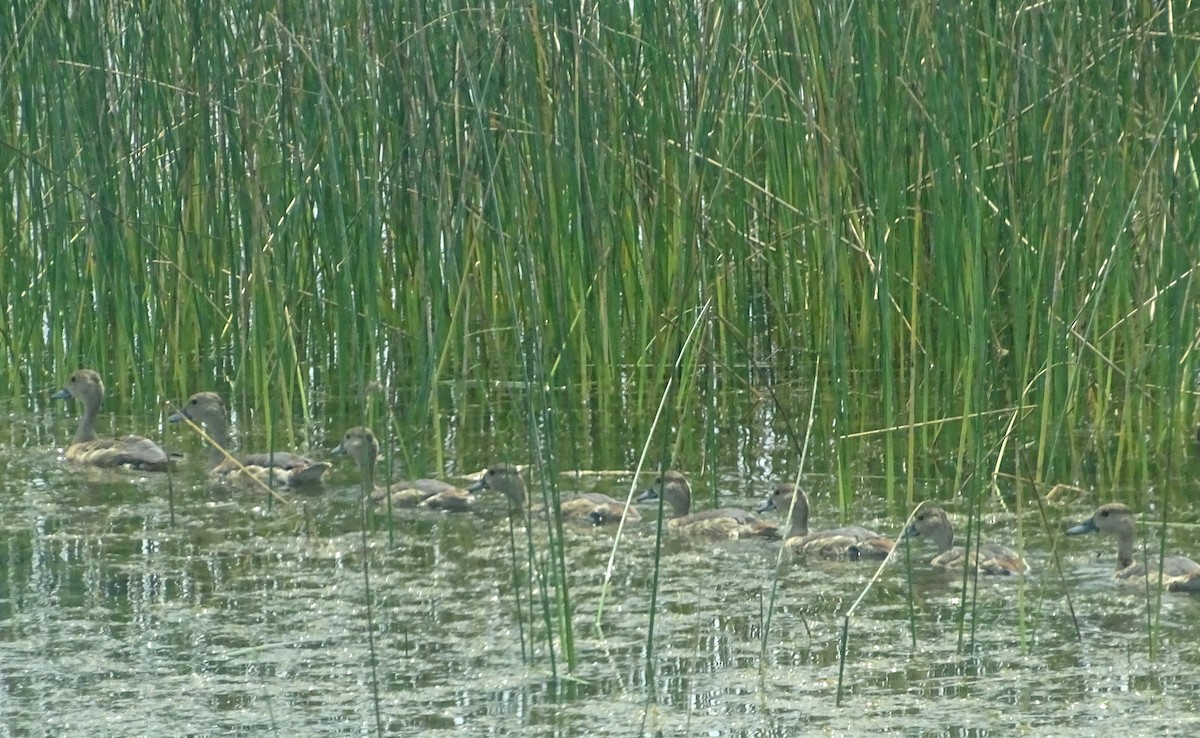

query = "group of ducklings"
[[52, 369, 1200, 593]]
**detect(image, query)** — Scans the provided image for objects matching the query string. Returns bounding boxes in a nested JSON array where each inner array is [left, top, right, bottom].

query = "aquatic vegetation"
[[2, 0, 1196, 720], [0, 0, 1192, 505]]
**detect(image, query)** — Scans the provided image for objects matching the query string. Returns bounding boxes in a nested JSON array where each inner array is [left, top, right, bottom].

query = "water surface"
[[3, 391, 1199, 736]]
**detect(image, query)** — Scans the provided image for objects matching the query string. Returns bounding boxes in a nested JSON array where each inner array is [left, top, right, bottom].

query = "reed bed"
[[4, 0, 1196, 492], [4, 0, 1198, 675]]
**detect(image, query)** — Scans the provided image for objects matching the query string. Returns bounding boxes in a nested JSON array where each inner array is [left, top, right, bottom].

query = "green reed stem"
[[637, 301, 711, 696], [760, 358, 820, 660]]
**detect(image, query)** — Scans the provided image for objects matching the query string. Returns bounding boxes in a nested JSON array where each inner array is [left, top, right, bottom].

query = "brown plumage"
[[331, 426, 473, 511], [636, 471, 778, 541], [1067, 503, 1200, 593], [905, 505, 1028, 576], [468, 464, 641, 525], [51, 369, 172, 471], [168, 391, 328, 487], [756, 484, 894, 559]]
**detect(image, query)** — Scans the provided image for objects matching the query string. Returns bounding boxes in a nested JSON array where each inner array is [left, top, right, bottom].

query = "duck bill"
[[466, 478, 488, 493], [755, 497, 776, 514], [1066, 518, 1099, 536], [636, 487, 659, 503]]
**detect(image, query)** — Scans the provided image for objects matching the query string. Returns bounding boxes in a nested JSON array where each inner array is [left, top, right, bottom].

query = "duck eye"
[[1100, 510, 1109, 517], [190, 398, 198, 405]]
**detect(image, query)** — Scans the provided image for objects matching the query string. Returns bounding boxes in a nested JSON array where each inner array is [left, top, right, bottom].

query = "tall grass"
[[3, 0, 1198, 670]]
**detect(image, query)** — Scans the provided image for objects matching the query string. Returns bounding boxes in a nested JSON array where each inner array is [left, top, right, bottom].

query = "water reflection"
[[2, 400, 1199, 736]]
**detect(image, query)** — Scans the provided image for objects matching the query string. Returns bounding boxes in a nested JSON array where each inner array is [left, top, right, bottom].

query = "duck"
[[1066, 502, 1200, 592], [168, 391, 329, 487], [467, 463, 641, 525], [636, 471, 778, 541], [50, 369, 172, 471], [756, 484, 894, 559], [904, 505, 1028, 575], [331, 426, 473, 511]]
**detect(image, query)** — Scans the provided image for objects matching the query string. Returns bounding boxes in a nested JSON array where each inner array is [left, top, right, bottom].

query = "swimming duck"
[[51, 369, 172, 471], [1066, 502, 1200, 592], [756, 484, 894, 559], [904, 505, 1028, 575], [168, 391, 329, 487], [467, 463, 641, 525], [331, 426, 473, 511], [636, 471, 778, 541]]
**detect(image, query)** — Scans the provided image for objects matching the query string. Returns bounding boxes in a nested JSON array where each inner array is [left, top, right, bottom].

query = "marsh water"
[[3, 383, 1200, 737]]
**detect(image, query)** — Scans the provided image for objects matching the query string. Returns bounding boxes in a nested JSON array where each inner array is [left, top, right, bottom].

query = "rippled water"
[[3, 396, 1200, 736]]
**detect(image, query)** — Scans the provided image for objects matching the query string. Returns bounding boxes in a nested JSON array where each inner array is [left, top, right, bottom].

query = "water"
[[3, 391, 1200, 736]]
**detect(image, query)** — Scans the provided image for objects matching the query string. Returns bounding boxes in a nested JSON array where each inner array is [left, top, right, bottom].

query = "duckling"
[[756, 484, 894, 559], [467, 463, 641, 525], [168, 391, 329, 487], [904, 505, 1028, 575], [50, 369, 172, 471], [636, 471, 778, 541], [331, 426, 473, 511], [1066, 503, 1200, 592]]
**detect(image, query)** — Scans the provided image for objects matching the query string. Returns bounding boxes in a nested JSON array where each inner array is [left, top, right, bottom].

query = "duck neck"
[[934, 520, 954, 553], [357, 453, 377, 493], [74, 395, 101, 444], [1115, 532, 1134, 570], [667, 488, 690, 518], [203, 416, 231, 470], [782, 498, 809, 539], [506, 482, 528, 510]]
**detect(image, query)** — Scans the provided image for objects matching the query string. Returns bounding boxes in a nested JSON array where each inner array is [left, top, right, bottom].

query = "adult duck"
[[636, 471, 777, 541], [1066, 502, 1200, 592], [904, 505, 1028, 575], [468, 463, 641, 525], [51, 369, 172, 471], [756, 484, 894, 559], [331, 426, 473, 511], [168, 391, 328, 487]]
